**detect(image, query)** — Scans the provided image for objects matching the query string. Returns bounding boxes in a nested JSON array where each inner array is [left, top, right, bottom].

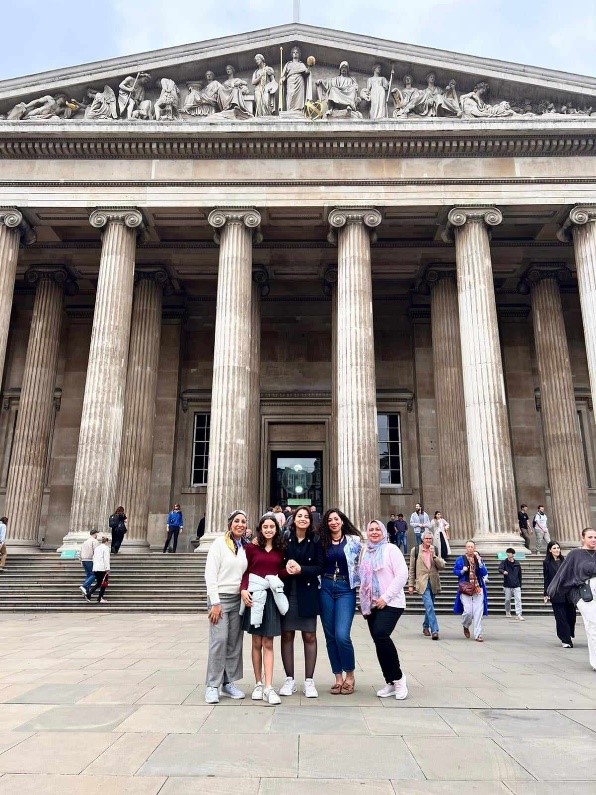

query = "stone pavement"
[[0, 611, 594, 794]]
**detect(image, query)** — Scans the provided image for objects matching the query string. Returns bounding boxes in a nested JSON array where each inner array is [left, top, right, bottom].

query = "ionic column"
[[559, 207, 596, 412], [5, 268, 70, 549], [524, 265, 591, 543], [447, 207, 519, 548], [329, 208, 382, 532], [117, 269, 167, 549], [426, 268, 474, 542], [0, 209, 35, 385], [247, 268, 267, 526], [205, 208, 261, 534], [324, 267, 339, 509], [64, 208, 144, 549]]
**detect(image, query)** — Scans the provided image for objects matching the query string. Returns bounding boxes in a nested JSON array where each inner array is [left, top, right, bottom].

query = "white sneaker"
[[394, 674, 408, 701], [220, 682, 245, 699], [279, 677, 296, 696], [251, 682, 263, 700], [376, 682, 396, 698], [205, 686, 219, 704], [562, 643, 572, 648], [516, 616, 525, 621], [79, 585, 87, 597], [505, 612, 512, 618], [263, 687, 281, 705], [303, 679, 318, 698]]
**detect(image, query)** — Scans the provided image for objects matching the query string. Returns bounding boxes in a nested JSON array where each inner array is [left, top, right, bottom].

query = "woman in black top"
[[109, 506, 127, 554], [279, 506, 324, 698], [543, 541, 576, 647]]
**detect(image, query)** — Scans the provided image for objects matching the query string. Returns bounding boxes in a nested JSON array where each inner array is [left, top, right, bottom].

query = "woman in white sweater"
[[204, 510, 249, 704], [87, 535, 110, 604]]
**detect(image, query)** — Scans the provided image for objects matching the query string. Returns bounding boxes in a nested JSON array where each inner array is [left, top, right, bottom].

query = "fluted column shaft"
[[67, 209, 143, 542], [5, 270, 65, 546], [428, 272, 474, 540], [0, 209, 34, 386], [529, 268, 591, 542], [448, 207, 518, 545], [117, 272, 164, 546], [330, 208, 382, 531], [205, 209, 261, 533], [246, 278, 262, 527]]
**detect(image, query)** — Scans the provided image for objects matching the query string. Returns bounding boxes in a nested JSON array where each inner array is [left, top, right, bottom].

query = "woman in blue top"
[[319, 508, 362, 694], [164, 503, 184, 553], [453, 540, 488, 642]]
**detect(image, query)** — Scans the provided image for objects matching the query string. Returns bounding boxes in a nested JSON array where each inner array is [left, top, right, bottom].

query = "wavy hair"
[[319, 508, 362, 549], [255, 512, 284, 550]]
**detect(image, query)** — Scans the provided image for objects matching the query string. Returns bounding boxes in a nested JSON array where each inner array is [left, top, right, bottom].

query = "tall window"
[[192, 412, 210, 486], [378, 413, 402, 486]]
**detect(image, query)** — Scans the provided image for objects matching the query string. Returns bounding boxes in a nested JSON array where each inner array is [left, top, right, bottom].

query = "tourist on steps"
[[79, 528, 100, 598], [164, 503, 184, 553], [87, 534, 111, 604]]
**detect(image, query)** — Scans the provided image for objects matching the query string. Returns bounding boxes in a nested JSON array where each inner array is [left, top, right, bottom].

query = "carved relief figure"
[[84, 86, 118, 120], [416, 72, 445, 116], [316, 61, 361, 118], [183, 71, 222, 116], [7, 93, 79, 121], [216, 65, 252, 117], [252, 54, 278, 117], [154, 78, 180, 120], [439, 79, 461, 117], [392, 75, 423, 117], [280, 47, 312, 112], [360, 64, 389, 120], [118, 72, 152, 119], [460, 81, 516, 118]]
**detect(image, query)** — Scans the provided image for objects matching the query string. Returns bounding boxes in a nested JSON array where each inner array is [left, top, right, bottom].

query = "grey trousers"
[[504, 586, 523, 616], [205, 594, 243, 688]]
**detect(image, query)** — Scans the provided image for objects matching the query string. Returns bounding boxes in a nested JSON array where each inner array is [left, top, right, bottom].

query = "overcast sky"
[[1, 0, 595, 80]]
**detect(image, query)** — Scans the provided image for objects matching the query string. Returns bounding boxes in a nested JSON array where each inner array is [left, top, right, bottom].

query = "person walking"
[[408, 530, 445, 640], [108, 506, 127, 554], [319, 508, 362, 695], [498, 547, 524, 620], [409, 503, 430, 548], [394, 513, 408, 555], [241, 513, 289, 706], [547, 527, 596, 670], [0, 516, 7, 571], [87, 535, 110, 604], [195, 514, 205, 544], [453, 540, 489, 642], [430, 510, 451, 560], [309, 505, 322, 532], [204, 509, 249, 704], [360, 520, 409, 700], [518, 504, 532, 552], [164, 503, 184, 553], [387, 513, 397, 544], [279, 505, 324, 699], [533, 505, 550, 555], [79, 528, 100, 597], [543, 541, 576, 648]]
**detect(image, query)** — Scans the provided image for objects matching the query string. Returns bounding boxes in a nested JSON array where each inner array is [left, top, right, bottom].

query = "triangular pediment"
[[0, 23, 594, 121]]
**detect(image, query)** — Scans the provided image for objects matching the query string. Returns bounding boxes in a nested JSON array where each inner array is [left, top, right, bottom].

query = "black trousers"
[[88, 571, 108, 602], [111, 529, 125, 553], [163, 527, 181, 553], [365, 606, 404, 683], [552, 601, 577, 645]]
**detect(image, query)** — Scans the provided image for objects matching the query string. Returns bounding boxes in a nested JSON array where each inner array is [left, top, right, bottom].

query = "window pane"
[[191, 412, 210, 486], [378, 413, 402, 486]]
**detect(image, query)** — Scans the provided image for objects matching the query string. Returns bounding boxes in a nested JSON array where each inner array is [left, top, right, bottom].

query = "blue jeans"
[[421, 582, 439, 634], [396, 532, 408, 556], [414, 532, 422, 548], [319, 577, 356, 674], [81, 560, 95, 591]]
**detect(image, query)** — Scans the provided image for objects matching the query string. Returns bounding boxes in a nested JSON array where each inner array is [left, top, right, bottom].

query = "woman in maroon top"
[[241, 513, 287, 705]]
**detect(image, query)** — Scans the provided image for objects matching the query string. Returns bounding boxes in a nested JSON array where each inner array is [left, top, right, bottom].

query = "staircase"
[[0, 553, 553, 614]]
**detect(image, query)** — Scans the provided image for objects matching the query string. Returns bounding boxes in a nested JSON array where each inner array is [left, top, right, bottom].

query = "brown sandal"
[[340, 681, 355, 694], [330, 683, 342, 695]]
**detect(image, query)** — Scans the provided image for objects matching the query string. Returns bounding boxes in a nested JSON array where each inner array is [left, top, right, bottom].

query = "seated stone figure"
[[84, 86, 117, 120], [316, 61, 361, 119], [460, 82, 516, 118], [183, 72, 222, 117], [154, 78, 180, 121], [214, 65, 252, 119]]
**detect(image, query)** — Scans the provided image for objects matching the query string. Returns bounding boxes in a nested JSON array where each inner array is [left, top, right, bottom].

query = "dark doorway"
[[270, 451, 323, 512]]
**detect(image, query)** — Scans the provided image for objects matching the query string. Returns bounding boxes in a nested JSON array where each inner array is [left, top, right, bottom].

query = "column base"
[[470, 533, 529, 555], [118, 537, 150, 553], [57, 531, 103, 555], [5, 539, 43, 554]]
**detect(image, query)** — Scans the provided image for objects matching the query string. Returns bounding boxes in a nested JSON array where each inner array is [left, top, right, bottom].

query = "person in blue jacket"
[[453, 540, 488, 642], [164, 503, 184, 553]]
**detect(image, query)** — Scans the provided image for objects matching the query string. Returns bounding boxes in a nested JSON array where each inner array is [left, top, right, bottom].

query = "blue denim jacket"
[[344, 536, 363, 588]]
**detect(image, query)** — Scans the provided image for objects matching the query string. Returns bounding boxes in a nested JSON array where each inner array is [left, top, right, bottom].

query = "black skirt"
[[281, 579, 317, 633], [242, 589, 282, 637]]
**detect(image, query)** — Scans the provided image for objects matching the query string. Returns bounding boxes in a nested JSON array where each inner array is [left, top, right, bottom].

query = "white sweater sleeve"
[[205, 540, 222, 605], [381, 546, 409, 603]]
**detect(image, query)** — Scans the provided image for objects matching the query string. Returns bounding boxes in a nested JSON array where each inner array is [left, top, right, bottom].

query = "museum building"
[[0, 23, 595, 552]]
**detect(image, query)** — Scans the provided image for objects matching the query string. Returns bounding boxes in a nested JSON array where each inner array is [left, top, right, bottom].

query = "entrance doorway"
[[270, 451, 323, 512]]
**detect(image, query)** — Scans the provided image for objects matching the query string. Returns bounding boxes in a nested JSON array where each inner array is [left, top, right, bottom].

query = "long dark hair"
[[255, 512, 284, 550], [289, 505, 314, 538], [320, 508, 362, 549], [545, 540, 564, 563]]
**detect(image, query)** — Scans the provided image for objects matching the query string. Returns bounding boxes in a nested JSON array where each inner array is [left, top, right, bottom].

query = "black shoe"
[[84, 593, 91, 602]]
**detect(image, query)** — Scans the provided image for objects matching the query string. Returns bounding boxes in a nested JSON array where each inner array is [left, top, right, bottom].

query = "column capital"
[[24, 266, 78, 295], [135, 267, 172, 294], [0, 207, 36, 245], [208, 208, 262, 230], [416, 264, 456, 294], [328, 207, 382, 230], [557, 205, 596, 242], [518, 262, 570, 294], [445, 206, 503, 238], [252, 266, 270, 297], [322, 266, 338, 296], [89, 207, 145, 233]]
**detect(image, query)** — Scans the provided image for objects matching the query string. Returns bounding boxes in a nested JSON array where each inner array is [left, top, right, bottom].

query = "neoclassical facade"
[[0, 24, 595, 551]]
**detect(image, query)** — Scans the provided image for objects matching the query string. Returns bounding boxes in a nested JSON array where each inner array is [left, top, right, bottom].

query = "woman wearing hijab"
[[204, 510, 249, 704], [543, 540, 576, 648], [360, 519, 409, 700]]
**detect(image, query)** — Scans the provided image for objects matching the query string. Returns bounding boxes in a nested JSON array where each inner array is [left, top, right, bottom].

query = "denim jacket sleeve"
[[344, 536, 363, 588]]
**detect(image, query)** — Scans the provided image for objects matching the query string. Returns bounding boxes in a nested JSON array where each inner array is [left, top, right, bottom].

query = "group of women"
[[204, 506, 410, 704]]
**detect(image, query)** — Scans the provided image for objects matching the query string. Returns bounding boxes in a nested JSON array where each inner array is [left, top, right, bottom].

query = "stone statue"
[[360, 64, 389, 120], [280, 47, 312, 113], [7, 93, 80, 121], [252, 54, 278, 117], [154, 78, 179, 120], [391, 75, 423, 117], [84, 86, 117, 120], [182, 71, 222, 116], [316, 61, 361, 119], [412, 72, 445, 116], [439, 79, 461, 117], [460, 82, 516, 118], [118, 72, 152, 119], [215, 65, 252, 118]]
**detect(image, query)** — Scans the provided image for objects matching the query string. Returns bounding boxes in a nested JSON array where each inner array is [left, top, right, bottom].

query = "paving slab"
[[0, 705, 52, 731], [16, 704, 136, 732], [136, 684, 198, 704], [495, 736, 596, 780], [258, 779, 394, 794], [475, 708, 595, 737], [83, 732, 166, 775], [199, 705, 275, 734], [7, 684, 100, 705], [363, 706, 456, 735], [403, 736, 534, 780], [113, 704, 212, 733], [0, 731, 119, 774], [501, 784, 596, 795], [0, 773, 166, 794], [160, 778, 260, 794], [298, 734, 424, 779]]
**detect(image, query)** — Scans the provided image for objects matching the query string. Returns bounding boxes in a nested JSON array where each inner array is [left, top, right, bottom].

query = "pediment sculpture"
[[1, 52, 594, 123]]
